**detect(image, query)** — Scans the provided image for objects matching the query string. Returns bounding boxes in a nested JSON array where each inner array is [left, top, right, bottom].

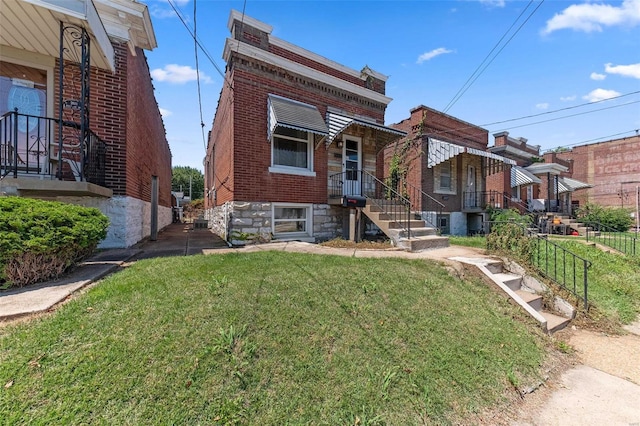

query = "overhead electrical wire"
[[193, 0, 207, 151], [421, 90, 640, 140], [480, 90, 640, 127], [491, 100, 640, 132], [166, 0, 232, 89], [443, 0, 545, 114]]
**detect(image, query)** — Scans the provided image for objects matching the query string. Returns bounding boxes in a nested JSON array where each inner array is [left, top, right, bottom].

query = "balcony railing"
[[463, 190, 531, 213], [0, 111, 106, 186]]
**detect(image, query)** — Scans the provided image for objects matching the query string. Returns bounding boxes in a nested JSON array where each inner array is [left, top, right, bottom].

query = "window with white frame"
[[436, 160, 455, 194], [270, 127, 314, 175], [272, 204, 312, 237]]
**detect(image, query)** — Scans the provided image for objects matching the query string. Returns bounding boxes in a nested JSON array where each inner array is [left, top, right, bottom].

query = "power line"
[[193, 0, 207, 151], [166, 0, 231, 89], [443, 0, 545, 113], [491, 100, 640, 132], [481, 90, 640, 127], [542, 129, 639, 152]]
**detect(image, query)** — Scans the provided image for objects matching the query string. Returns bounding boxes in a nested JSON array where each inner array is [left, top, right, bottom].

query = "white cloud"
[[159, 108, 172, 118], [582, 88, 621, 102], [536, 103, 550, 110], [605, 62, 640, 79], [542, 0, 640, 34], [479, 0, 506, 7], [560, 95, 577, 102], [151, 64, 212, 84], [148, 0, 190, 19], [417, 48, 453, 64], [590, 72, 606, 80]]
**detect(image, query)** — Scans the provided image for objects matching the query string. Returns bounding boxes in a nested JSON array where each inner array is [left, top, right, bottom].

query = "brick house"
[[552, 135, 640, 211], [0, 0, 172, 248], [385, 105, 515, 236], [205, 11, 418, 246], [487, 132, 592, 215]]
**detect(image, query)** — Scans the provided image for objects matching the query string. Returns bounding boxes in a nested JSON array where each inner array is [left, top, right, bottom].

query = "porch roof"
[[427, 138, 516, 168], [267, 94, 329, 140], [511, 166, 541, 187], [525, 162, 568, 176], [557, 177, 592, 194], [2, 0, 115, 71], [326, 109, 407, 151]]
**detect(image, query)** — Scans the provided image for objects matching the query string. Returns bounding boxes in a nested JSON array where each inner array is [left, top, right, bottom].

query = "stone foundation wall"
[[206, 201, 345, 246], [48, 195, 172, 248]]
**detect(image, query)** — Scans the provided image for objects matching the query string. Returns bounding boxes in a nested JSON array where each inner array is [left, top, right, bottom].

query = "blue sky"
[[143, 0, 640, 172]]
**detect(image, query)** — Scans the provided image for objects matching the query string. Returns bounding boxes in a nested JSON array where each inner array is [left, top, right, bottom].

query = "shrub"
[[575, 203, 633, 232], [0, 197, 109, 288]]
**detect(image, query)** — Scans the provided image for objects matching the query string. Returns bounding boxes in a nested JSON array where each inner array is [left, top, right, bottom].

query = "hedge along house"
[[205, 10, 431, 247], [0, 0, 172, 248], [386, 105, 516, 236]]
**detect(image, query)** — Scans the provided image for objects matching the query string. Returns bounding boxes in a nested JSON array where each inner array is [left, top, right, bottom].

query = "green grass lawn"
[[448, 235, 487, 249], [0, 252, 546, 424]]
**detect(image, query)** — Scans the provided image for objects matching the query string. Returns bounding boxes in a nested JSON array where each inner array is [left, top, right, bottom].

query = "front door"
[[465, 164, 476, 208], [343, 136, 361, 195]]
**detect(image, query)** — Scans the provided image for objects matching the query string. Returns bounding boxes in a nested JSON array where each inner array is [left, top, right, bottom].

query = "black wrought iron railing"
[[463, 190, 531, 214], [0, 110, 106, 185], [584, 221, 638, 256], [329, 169, 412, 237], [392, 176, 444, 232], [487, 221, 592, 310]]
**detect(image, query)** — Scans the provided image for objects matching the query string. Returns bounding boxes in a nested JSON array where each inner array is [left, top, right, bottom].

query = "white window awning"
[[326, 110, 406, 150], [267, 94, 328, 140], [511, 166, 541, 187], [557, 177, 592, 194], [427, 138, 516, 168]]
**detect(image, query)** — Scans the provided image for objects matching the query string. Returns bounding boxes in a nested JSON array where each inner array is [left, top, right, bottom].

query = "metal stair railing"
[[328, 170, 412, 238], [487, 220, 592, 310], [584, 221, 638, 256], [392, 176, 444, 233], [362, 170, 412, 238]]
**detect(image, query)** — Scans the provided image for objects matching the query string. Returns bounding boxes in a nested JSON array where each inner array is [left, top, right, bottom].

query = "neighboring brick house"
[[0, 0, 172, 248], [552, 135, 640, 210], [487, 132, 592, 214], [385, 105, 515, 235], [204, 10, 406, 245]]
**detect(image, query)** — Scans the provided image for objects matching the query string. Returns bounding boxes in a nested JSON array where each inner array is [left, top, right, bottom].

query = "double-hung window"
[[437, 160, 455, 194], [269, 127, 315, 176]]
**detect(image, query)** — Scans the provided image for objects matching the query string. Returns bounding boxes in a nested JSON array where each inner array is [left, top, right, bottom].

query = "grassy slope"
[[549, 240, 640, 324], [0, 252, 546, 424]]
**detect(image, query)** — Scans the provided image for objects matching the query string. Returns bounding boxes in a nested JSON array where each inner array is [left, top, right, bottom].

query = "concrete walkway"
[[1, 224, 639, 424]]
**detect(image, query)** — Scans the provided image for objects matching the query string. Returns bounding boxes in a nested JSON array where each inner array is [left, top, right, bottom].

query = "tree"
[[172, 166, 204, 200]]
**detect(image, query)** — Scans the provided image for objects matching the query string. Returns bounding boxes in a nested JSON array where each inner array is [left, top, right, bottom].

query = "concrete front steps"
[[452, 257, 574, 334], [363, 202, 449, 252], [545, 213, 591, 236]]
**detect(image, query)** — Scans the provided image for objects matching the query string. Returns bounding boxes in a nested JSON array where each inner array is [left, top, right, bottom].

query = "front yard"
[[1, 251, 547, 424]]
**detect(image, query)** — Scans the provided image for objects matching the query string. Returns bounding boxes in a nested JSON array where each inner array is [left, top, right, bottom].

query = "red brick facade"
[[384, 105, 490, 213], [554, 135, 640, 208], [55, 42, 171, 208], [205, 16, 387, 209]]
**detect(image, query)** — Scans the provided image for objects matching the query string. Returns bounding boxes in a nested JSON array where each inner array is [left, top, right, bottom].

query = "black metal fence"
[[463, 190, 530, 214], [584, 221, 638, 256], [487, 221, 591, 310]]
